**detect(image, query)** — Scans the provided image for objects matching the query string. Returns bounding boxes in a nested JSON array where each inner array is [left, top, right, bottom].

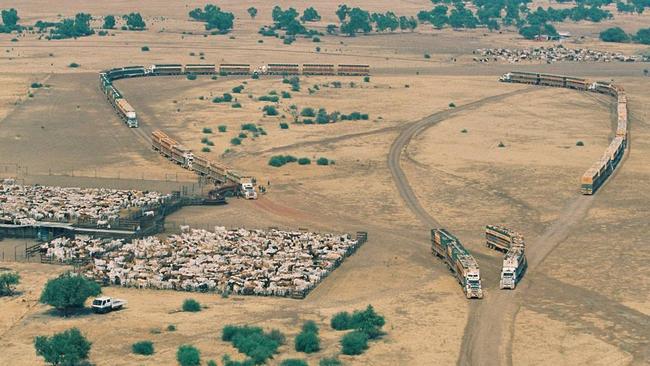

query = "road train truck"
[[431, 229, 483, 299]]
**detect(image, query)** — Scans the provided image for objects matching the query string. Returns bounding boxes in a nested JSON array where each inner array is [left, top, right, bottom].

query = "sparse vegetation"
[[34, 328, 91, 366], [40, 272, 101, 316], [182, 298, 202, 312], [132, 341, 154, 355], [0, 271, 20, 296], [177, 345, 201, 366], [221, 325, 285, 364]]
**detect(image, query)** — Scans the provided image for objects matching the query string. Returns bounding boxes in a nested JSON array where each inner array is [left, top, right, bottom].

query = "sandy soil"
[[0, 1, 649, 365]]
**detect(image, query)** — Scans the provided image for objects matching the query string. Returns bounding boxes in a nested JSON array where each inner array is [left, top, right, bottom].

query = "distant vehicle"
[[92, 296, 127, 313]]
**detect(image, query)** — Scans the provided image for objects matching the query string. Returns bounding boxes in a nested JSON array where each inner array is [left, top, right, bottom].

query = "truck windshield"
[[468, 280, 480, 288], [503, 272, 513, 277], [92, 300, 103, 306]]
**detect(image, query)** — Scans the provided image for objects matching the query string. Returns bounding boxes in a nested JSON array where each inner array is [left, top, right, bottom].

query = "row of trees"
[[615, 0, 650, 14], [334, 5, 417, 35], [600, 26, 650, 43], [189, 4, 235, 33]]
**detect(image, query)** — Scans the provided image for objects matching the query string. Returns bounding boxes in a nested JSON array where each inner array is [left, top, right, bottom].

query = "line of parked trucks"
[[499, 71, 629, 195]]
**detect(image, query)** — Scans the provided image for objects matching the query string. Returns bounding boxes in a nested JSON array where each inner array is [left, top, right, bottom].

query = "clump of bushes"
[[218, 125, 227, 132], [283, 76, 300, 91], [213, 93, 233, 103], [69, 62, 80, 68], [461, 129, 468, 133], [177, 345, 201, 366], [203, 127, 213, 134], [319, 357, 343, 366], [316, 157, 331, 166], [300, 107, 315, 117], [221, 325, 285, 364], [167, 324, 177, 332], [238, 132, 248, 139], [279, 122, 289, 129], [341, 331, 368, 355], [297, 158, 311, 165], [281, 360, 308, 366], [241, 123, 258, 133], [0, 272, 20, 296], [576, 141, 584, 146], [424, 53, 431, 59], [34, 328, 91, 366], [498, 141, 506, 148], [141, 46, 150, 51], [295, 320, 320, 353], [232, 102, 242, 108], [232, 85, 245, 93], [268, 155, 298, 167], [449, 102, 456, 108], [182, 298, 201, 312], [281, 91, 291, 98], [231, 137, 242, 145], [363, 76, 370, 82], [132, 341, 154, 355], [331, 305, 386, 340], [263, 105, 278, 116], [258, 95, 279, 102], [187, 73, 197, 80], [30, 82, 43, 88]]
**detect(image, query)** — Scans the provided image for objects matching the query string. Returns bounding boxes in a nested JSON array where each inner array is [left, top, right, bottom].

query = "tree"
[[0, 271, 20, 296], [301, 7, 321, 22], [336, 4, 350, 22], [1, 8, 19, 30], [34, 328, 91, 366], [177, 345, 201, 366], [123, 12, 146, 30], [39, 272, 101, 315], [50, 13, 94, 39], [633, 28, 650, 44], [247, 7, 258, 19], [340, 331, 369, 355], [399, 15, 418, 32], [341, 7, 372, 36], [103, 15, 115, 29], [295, 331, 320, 353], [600, 27, 629, 42]]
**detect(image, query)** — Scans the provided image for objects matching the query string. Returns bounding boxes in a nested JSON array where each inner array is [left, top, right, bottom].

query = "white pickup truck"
[[92, 296, 127, 313]]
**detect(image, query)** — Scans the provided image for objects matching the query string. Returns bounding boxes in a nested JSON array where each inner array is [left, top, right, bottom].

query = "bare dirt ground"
[[0, 1, 649, 365]]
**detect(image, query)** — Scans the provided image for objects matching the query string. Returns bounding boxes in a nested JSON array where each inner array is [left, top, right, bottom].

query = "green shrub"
[[424, 53, 431, 59], [297, 157, 311, 165], [132, 341, 154, 355], [206, 140, 214, 146], [461, 129, 468, 133], [150, 328, 162, 334], [0, 272, 20, 296], [313, 37, 321, 42], [263, 105, 278, 116], [258, 95, 279, 102], [316, 157, 330, 166], [167, 324, 177, 332], [316, 46, 321, 52], [35, 328, 91, 366], [363, 76, 370, 82], [281, 91, 291, 98], [141, 46, 150, 51], [241, 123, 258, 132], [207, 360, 218, 366], [331, 312, 352, 330], [177, 345, 201, 366], [301, 107, 315, 117], [303, 119, 314, 124], [341, 331, 368, 355], [231, 137, 242, 145], [222, 355, 255, 366], [69, 62, 80, 68], [221, 325, 284, 364], [319, 358, 343, 366], [238, 132, 248, 139], [279, 122, 289, 129], [203, 127, 213, 134], [498, 141, 505, 148], [201, 137, 209, 143], [182, 298, 201, 312], [449, 102, 456, 108], [302, 320, 319, 334], [218, 125, 227, 132], [39, 272, 101, 315], [281, 360, 308, 366], [232, 102, 242, 108], [187, 73, 198, 81], [295, 330, 319, 353], [30, 82, 43, 88], [232, 85, 244, 93], [576, 141, 584, 146]]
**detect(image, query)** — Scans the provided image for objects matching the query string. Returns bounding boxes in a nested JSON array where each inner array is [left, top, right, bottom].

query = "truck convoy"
[[431, 229, 483, 299], [485, 225, 527, 290], [499, 72, 628, 195], [151, 129, 257, 196], [92, 296, 127, 313]]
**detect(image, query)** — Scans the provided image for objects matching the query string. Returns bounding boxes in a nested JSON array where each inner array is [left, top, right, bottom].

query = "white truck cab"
[[92, 296, 127, 313]]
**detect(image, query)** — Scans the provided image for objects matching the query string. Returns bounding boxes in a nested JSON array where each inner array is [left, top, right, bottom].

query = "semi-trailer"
[[431, 229, 483, 299], [485, 225, 527, 289]]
